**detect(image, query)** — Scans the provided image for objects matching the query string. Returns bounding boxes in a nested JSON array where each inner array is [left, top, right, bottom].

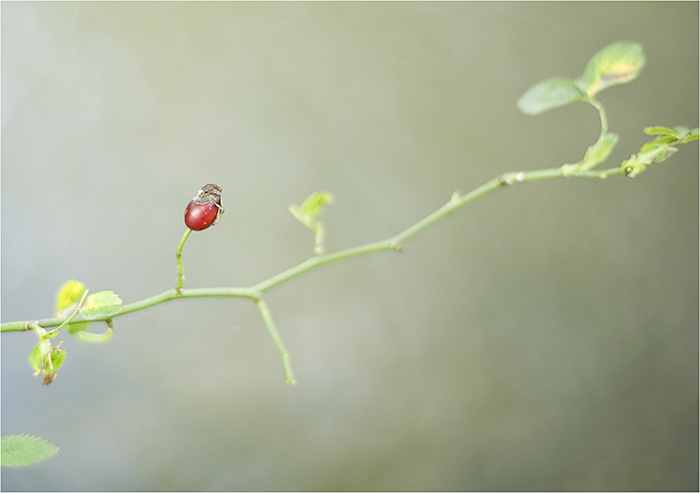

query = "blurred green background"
[[2, 2, 697, 491]]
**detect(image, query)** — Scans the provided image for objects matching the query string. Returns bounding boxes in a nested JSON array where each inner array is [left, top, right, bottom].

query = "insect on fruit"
[[184, 184, 225, 231]]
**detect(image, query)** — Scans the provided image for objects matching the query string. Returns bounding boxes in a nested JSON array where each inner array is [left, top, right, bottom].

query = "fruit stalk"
[[176, 228, 192, 293], [177, 184, 224, 292]]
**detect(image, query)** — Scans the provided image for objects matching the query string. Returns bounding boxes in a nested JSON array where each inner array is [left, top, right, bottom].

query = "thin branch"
[[255, 297, 296, 386], [0, 164, 625, 335]]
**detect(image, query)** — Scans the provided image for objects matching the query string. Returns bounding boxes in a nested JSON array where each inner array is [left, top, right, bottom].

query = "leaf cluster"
[[28, 280, 121, 385], [517, 41, 645, 115], [517, 42, 697, 179], [622, 126, 698, 177]]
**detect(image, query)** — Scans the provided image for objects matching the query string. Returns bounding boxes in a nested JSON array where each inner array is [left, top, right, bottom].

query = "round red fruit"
[[184, 184, 224, 231], [184, 200, 219, 230]]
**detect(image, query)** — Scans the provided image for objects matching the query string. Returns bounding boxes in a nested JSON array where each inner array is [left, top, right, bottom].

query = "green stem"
[[176, 228, 192, 293], [0, 164, 626, 335], [255, 297, 296, 385], [313, 221, 326, 255], [0, 159, 653, 385], [251, 239, 393, 293], [589, 97, 609, 137], [1, 287, 257, 331]]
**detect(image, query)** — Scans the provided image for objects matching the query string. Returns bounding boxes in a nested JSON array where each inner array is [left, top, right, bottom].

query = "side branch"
[[255, 297, 296, 385]]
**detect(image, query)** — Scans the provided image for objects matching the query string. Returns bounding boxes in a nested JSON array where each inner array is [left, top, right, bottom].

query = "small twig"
[[255, 297, 296, 386]]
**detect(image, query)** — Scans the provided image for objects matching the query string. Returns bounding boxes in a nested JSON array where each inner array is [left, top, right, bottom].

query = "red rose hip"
[[185, 200, 218, 230], [184, 184, 224, 231]]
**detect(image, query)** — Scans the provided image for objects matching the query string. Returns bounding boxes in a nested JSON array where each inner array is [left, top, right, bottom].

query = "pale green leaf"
[[77, 327, 114, 343], [580, 42, 645, 97], [299, 192, 334, 218], [644, 126, 680, 138], [579, 133, 619, 171], [79, 291, 122, 320], [50, 349, 67, 372], [1, 435, 58, 466], [644, 126, 698, 144], [29, 340, 51, 371], [682, 128, 699, 143], [56, 280, 86, 315], [517, 78, 587, 115], [65, 321, 91, 335]]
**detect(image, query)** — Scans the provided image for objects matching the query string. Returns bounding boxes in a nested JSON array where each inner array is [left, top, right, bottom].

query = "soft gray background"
[[2, 2, 697, 491]]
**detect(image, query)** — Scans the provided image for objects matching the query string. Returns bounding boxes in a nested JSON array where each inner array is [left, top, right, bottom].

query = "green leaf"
[[56, 280, 87, 315], [66, 321, 91, 335], [78, 291, 122, 320], [49, 349, 67, 372], [29, 340, 51, 371], [77, 326, 114, 343], [644, 126, 680, 138], [654, 134, 682, 145], [579, 133, 618, 171], [56, 280, 90, 333], [562, 133, 618, 175], [682, 128, 699, 143], [644, 145, 676, 164], [639, 142, 662, 154], [1, 435, 58, 466], [579, 41, 645, 97], [517, 78, 587, 115], [299, 192, 334, 218], [643, 126, 698, 145], [622, 136, 680, 178]]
